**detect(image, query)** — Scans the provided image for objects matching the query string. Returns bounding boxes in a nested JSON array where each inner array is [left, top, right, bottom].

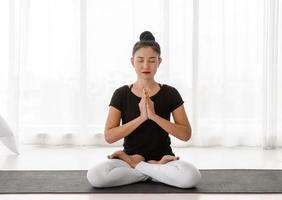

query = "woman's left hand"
[[143, 88, 156, 120]]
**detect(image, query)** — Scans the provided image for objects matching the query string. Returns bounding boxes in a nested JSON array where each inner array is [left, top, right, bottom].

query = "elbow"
[[182, 135, 191, 142], [104, 131, 114, 144], [104, 135, 114, 144], [104, 137, 113, 144], [182, 127, 192, 141]]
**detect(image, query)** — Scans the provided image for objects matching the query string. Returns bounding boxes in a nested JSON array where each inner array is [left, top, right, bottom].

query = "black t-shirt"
[[109, 84, 184, 161]]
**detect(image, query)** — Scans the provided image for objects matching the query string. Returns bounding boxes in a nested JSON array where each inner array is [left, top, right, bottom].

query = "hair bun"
[[139, 31, 155, 41]]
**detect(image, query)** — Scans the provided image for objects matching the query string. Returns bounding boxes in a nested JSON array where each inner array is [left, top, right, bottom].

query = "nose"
[[142, 61, 150, 69]]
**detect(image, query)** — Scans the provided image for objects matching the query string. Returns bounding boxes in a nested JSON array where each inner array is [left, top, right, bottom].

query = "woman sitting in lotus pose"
[[87, 31, 201, 188]]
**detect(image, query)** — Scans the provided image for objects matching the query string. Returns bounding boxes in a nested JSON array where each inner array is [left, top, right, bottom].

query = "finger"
[[143, 88, 149, 97], [144, 97, 149, 104], [142, 97, 147, 105], [142, 93, 149, 103], [142, 88, 147, 98], [146, 97, 152, 105], [146, 101, 150, 110]]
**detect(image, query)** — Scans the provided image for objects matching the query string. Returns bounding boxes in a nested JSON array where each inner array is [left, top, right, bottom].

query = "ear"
[[158, 57, 162, 65], [130, 57, 134, 66]]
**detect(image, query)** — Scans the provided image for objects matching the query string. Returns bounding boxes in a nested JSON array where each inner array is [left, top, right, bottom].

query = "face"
[[131, 47, 162, 80]]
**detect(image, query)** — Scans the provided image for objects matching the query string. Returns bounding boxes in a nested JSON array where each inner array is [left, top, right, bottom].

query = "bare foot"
[[158, 155, 179, 164], [147, 155, 179, 165], [107, 150, 145, 168], [147, 160, 158, 164], [107, 150, 124, 159]]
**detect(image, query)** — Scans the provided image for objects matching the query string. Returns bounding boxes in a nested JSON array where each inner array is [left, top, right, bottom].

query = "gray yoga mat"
[[0, 169, 282, 194]]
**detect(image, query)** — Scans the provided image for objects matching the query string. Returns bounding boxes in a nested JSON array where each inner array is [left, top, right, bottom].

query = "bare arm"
[[104, 107, 146, 144], [104, 92, 148, 144], [149, 104, 192, 141]]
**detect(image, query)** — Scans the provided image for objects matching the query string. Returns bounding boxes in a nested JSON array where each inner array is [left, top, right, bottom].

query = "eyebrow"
[[137, 57, 157, 59]]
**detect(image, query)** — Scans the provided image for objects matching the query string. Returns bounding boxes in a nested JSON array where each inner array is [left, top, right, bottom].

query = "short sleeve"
[[109, 88, 123, 112], [169, 87, 184, 112]]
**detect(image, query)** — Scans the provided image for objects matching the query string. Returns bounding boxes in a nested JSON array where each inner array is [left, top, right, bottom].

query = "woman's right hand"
[[138, 88, 148, 121]]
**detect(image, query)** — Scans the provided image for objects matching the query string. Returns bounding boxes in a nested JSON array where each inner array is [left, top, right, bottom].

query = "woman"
[[87, 31, 201, 188]]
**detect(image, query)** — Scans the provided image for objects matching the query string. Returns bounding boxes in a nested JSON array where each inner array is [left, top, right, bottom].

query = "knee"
[[178, 168, 201, 188], [87, 163, 109, 188], [173, 161, 202, 188]]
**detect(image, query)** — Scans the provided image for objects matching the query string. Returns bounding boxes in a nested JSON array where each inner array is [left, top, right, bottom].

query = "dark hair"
[[132, 31, 161, 56]]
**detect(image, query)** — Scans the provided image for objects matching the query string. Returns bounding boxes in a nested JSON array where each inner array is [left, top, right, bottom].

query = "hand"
[[138, 89, 148, 121], [144, 88, 156, 120]]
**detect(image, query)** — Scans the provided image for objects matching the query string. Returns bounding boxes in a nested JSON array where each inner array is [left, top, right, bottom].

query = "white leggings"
[[87, 159, 201, 188]]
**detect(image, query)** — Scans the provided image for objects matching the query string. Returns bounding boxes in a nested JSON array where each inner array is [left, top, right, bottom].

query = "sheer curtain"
[[0, 0, 281, 148], [194, 0, 265, 146]]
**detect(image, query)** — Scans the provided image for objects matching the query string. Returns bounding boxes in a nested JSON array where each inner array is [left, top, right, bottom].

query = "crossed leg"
[[87, 158, 149, 188], [135, 160, 201, 188], [106, 150, 201, 188]]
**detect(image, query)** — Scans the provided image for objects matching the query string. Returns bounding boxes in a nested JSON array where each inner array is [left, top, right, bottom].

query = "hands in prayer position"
[[138, 88, 156, 121]]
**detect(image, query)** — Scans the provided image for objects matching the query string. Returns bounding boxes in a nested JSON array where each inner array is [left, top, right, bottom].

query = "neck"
[[134, 79, 157, 90]]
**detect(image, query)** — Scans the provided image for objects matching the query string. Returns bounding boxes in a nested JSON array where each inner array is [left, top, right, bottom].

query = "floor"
[[1, 145, 282, 199]]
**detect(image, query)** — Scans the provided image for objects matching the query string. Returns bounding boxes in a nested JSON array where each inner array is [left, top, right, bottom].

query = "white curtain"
[[0, 0, 281, 148]]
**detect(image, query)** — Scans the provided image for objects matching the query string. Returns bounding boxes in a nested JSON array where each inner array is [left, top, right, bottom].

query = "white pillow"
[[0, 115, 19, 154]]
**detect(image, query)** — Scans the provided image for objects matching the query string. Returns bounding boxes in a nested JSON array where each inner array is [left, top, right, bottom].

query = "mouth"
[[142, 72, 151, 74]]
